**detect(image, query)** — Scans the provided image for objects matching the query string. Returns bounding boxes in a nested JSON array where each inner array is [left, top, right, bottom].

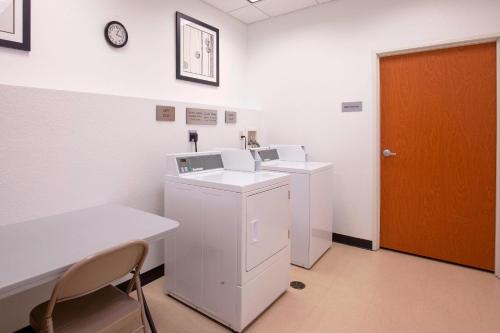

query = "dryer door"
[[246, 185, 290, 271]]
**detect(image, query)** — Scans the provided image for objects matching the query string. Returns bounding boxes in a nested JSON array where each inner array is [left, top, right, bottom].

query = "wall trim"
[[13, 265, 165, 333], [376, 33, 500, 57], [373, 35, 500, 278], [332, 233, 373, 250], [116, 264, 164, 292]]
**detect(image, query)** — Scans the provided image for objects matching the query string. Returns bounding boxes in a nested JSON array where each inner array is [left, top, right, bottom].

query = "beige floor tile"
[[141, 243, 500, 333]]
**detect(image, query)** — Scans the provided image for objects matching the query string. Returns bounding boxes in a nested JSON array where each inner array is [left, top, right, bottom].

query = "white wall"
[[0, 0, 254, 331], [247, 0, 500, 242], [0, 0, 252, 238], [0, 0, 249, 107], [0, 85, 259, 225], [0, 85, 261, 332], [0, 0, 253, 255]]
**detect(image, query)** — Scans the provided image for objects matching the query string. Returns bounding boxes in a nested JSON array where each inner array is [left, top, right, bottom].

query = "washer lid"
[[260, 161, 332, 174], [164, 170, 290, 193]]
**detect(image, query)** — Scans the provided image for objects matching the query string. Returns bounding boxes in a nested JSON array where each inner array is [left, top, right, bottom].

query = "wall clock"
[[104, 21, 128, 48]]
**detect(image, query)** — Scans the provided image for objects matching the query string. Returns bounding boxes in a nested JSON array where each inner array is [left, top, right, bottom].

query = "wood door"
[[380, 42, 497, 271]]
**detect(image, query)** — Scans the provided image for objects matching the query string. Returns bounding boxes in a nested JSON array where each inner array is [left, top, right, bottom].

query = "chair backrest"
[[51, 240, 149, 302]]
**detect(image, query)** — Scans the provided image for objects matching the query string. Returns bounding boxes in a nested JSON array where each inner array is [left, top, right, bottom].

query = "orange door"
[[380, 42, 497, 271]]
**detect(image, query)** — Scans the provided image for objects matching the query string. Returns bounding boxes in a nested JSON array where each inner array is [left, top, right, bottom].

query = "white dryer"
[[164, 151, 291, 332], [254, 146, 333, 269]]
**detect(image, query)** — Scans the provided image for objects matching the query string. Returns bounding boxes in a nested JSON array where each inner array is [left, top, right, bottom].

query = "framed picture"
[[176, 12, 219, 86], [0, 0, 30, 51]]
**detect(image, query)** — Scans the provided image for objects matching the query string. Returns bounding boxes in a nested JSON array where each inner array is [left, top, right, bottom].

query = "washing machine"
[[164, 151, 291, 332], [253, 145, 333, 269]]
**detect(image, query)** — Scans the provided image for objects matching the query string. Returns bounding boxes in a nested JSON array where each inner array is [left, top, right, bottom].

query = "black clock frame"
[[104, 21, 128, 48]]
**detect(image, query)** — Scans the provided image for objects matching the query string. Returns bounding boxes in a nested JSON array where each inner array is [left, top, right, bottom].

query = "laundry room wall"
[[247, 0, 500, 244], [0, 0, 249, 107], [0, 0, 255, 331], [0, 84, 261, 332]]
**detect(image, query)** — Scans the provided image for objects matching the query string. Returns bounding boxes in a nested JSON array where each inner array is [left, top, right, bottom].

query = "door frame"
[[372, 34, 500, 277]]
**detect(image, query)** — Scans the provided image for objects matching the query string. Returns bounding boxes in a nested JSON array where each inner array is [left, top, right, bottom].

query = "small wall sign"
[[225, 111, 237, 124], [186, 108, 217, 125], [156, 105, 175, 121], [342, 101, 363, 112]]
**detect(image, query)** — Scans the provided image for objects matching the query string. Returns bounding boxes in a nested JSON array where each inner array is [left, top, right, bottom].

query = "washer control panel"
[[258, 149, 280, 162], [177, 154, 224, 174]]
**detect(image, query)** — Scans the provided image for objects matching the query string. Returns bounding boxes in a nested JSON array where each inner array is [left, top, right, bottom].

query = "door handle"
[[383, 149, 397, 157]]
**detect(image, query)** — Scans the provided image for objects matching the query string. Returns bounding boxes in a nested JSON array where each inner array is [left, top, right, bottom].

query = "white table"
[[0, 204, 179, 331]]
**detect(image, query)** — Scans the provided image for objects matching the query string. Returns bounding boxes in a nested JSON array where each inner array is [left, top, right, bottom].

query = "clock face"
[[105, 21, 128, 48]]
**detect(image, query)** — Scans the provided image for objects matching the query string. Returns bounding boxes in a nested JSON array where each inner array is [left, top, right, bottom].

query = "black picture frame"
[[0, 0, 31, 51], [176, 12, 220, 87]]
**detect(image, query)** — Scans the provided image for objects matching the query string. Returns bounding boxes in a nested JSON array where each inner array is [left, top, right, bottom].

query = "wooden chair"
[[29, 240, 149, 333]]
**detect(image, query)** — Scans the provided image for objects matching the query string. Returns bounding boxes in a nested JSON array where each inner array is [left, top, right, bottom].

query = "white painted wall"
[[0, 0, 249, 107], [0, 0, 254, 330], [0, 85, 261, 332], [0, 85, 259, 226], [247, 0, 500, 242]]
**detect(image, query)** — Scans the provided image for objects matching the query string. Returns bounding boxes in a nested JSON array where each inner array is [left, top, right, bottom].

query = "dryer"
[[252, 145, 333, 269], [164, 151, 291, 332]]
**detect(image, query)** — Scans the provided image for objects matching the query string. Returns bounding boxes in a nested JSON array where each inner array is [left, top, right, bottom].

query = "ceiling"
[[201, 0, 334, 24]]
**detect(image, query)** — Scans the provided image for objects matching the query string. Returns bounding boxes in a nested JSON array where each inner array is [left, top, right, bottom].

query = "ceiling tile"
[[229, 5, 269, 24], [201, 0, 250, 13], [253, 0, 317, 17]]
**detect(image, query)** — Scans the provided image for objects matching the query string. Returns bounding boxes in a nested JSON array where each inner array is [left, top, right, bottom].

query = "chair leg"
[[41, 318, 55, 333], [141, 288, 157, 333], [134, 275, 157, 333]]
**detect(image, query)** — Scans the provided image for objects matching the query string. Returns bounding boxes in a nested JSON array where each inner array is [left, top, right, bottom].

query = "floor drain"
[[290, 281, 306, 290]]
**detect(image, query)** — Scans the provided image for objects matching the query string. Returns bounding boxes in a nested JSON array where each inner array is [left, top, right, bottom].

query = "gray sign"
[[156, 105, 176, 121], [342, 101, 363, 112], [225, 111, 237, 124], [186, 108, 218, 125]]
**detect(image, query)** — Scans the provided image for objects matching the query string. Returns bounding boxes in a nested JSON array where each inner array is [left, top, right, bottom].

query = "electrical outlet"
[[248, 130, 257, 142], [188, 130, 198, 142]]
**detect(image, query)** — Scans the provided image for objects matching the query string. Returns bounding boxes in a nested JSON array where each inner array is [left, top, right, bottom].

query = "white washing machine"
[[164, 151, 291, 332], [253, 145, 333, 269]]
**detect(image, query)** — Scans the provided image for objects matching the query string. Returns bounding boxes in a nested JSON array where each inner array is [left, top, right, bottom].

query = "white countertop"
[[0, 204, 179, 299]]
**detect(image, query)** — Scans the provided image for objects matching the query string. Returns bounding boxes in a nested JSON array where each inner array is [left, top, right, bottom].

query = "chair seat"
[[30, 285, 144, 333]]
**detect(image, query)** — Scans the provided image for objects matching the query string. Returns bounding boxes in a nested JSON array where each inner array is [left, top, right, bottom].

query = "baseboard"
[[332, 233, 373, 250], [13, 264, 165, 333], [116, 264, 164, 292]]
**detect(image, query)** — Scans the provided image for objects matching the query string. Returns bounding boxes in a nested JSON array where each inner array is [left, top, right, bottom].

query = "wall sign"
[[186, 108, 217, 125], [176, 12, 219, 86], [342, 101, 363, 112], [0, 0, 30, 51], [225, 111, 237, 124], [156, 105, 175, 121]]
